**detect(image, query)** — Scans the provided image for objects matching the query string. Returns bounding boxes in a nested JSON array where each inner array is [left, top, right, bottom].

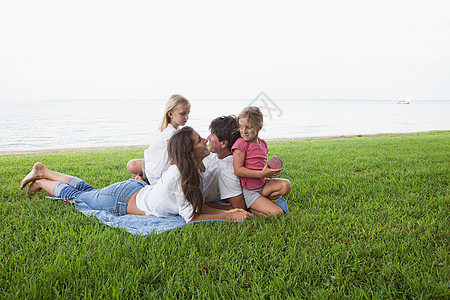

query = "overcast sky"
[[1, 0, 449, 101]]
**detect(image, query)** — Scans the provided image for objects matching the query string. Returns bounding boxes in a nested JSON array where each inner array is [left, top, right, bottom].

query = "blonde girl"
[[127, 94, 191, 185], [231, 106, 291, 216]]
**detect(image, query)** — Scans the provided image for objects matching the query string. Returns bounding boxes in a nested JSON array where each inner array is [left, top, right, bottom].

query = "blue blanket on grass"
[[51, 197, 289, 235]]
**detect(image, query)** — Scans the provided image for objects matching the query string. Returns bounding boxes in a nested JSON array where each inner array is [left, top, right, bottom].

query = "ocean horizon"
[[1, 98, 449, 153]]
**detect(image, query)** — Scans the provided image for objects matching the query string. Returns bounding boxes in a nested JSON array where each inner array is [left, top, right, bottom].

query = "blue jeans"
[[53, 178, 147, 215]]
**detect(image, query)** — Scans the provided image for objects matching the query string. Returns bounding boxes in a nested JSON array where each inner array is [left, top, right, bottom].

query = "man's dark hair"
[[209, 115, 241, 151]]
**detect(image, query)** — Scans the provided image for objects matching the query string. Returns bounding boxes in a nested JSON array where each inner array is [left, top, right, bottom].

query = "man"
[[205, 115, 290, 216], [206, 115, 246, 209]]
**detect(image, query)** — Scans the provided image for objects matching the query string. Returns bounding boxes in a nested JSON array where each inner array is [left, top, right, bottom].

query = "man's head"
[[208, 115, 240, 157]]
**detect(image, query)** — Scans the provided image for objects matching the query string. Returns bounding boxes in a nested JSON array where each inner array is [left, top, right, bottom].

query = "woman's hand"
[[260, 161, 282, 178], [223, 208, 254, 221]]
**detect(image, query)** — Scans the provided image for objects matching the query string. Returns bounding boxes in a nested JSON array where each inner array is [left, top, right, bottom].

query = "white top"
[[136, 164, 195, 222], [217, 155, 242, 199], [143, 124, 177, 185], [201, 153, 220, 203]]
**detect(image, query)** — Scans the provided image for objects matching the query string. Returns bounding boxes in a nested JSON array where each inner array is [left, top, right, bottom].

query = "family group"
[[20, 95, 291, 223]]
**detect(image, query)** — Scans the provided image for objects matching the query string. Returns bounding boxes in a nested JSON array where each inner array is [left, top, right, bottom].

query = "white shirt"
[[217, 155, 242, 199], [136, 164, 195, 222], [143, 124, 177, 185], [201, 153, 220, 203]]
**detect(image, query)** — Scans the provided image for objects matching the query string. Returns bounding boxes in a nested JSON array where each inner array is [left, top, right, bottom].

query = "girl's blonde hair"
[[237, 106, 264, 130], [159, 94, 190, 131]]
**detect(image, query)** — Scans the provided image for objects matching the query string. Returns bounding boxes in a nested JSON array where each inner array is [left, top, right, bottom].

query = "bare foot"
[[27, 181, 42, 195], [20, 162, 46, 190]]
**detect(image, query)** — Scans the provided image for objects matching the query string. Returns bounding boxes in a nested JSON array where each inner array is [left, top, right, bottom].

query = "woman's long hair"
[[167, 126, 203, 217]]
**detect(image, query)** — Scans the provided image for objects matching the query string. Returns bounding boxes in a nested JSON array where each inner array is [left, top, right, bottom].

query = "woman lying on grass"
[[19, 127, 253, 223]]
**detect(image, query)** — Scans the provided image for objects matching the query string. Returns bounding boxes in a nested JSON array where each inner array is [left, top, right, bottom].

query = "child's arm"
[[233, 150, 281, 179]]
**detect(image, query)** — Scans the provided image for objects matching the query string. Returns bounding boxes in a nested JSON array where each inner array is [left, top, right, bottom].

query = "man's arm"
[[227, 194, 246, 210], [190, 209, 253, 222]]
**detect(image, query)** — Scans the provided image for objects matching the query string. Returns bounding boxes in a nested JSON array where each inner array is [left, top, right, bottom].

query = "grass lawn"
[[1, 131, 448, 298]]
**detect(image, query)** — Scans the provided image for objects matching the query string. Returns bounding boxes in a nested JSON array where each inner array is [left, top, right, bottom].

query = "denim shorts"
[[53, 178, 147, 215], [242, 187, 263, 208]]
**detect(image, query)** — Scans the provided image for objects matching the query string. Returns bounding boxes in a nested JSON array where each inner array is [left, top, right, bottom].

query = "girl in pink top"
[[232, 106, 291, 216]]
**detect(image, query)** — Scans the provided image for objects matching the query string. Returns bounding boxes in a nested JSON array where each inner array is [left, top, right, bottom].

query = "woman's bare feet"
[[20, 162, 47, 190], [27, 181, 42, 195]]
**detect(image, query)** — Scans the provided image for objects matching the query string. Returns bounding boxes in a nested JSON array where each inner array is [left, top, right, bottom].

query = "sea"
[[1, 99, 449, 153]]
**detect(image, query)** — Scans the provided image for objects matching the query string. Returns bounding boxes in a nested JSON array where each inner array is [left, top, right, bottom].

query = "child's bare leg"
[[249, 195, 283, 216], [27, 179, 60, 196], [261, 178, 291, 200], [248, 208, 266, 217], [20, 162, 73, 190], [127, 159, 143, 175]]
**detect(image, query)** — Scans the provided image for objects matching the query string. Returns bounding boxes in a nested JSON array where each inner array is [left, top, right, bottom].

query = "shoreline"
[[1, 131, 447, 156]]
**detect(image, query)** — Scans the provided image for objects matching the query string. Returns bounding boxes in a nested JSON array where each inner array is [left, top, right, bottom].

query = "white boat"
[[397, 94, 410, 104], [397, 99, 410, 104]]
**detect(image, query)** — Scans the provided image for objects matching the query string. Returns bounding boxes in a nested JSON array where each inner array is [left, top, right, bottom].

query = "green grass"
[[1, 131, 449, 299]]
